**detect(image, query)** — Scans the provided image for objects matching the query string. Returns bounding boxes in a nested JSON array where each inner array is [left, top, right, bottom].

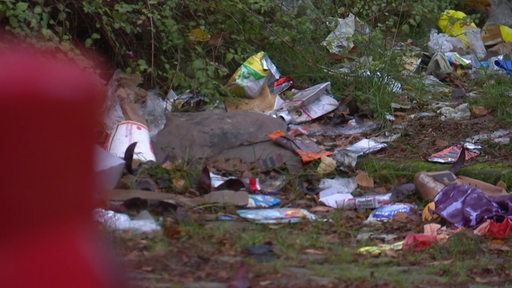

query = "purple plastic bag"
[[434, 184, 512, 228]]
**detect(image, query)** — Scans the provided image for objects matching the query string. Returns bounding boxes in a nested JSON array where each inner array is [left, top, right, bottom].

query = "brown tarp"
[[152, 110, 302, 174]]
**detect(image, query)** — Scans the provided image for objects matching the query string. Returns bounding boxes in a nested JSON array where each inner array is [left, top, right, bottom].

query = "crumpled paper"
[[321, 14, 370, 55]]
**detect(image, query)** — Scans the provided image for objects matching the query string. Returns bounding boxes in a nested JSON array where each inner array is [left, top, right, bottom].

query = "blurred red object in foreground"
[[0, 41, 124, 288]]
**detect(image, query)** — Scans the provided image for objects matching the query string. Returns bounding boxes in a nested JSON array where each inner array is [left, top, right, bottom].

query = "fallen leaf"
[[172, 177, 186, 190], [427, 259, 454, 266], [161, 160, 174, 170], [383, 249, 398, 257], [317, 156, 336, 174], [491, 239, 505, 245], [309, 206, 333, 213], [392, 111, 407, 118], [188, 28, 210, 42], [483, 242, 511, 252], [163, 221, 182, 239], [392, 211, 409, 221], [434, 138, 449, 148], [496, 180, 507, 190], [471, 105, 489, 117], [355, 171, 374, 188], [473, 276, 502, 284], [208, 32, 224, 46], [303, 249, 325, 255], [355, 211, 367, 220]]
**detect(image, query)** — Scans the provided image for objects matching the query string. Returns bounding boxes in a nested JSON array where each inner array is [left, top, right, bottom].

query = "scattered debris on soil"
[[3, 2, 512, 288]]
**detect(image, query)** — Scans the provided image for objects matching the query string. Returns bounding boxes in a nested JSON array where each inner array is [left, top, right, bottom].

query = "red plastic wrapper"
[[488, 217, 512, 238], [476, 217, 512, 239], [402, 233, 437, 251], [428, 143, 481, 163]]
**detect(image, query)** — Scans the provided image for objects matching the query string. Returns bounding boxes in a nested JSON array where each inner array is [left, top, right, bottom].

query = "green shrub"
[[0, 0, 454, 116]]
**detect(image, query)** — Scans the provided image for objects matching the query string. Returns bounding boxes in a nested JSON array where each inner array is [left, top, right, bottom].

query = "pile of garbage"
[[94, 15, 511, 259], [26, 5, 505, 249], [94, 5, 512, 251], [4, 4, 512, 287]]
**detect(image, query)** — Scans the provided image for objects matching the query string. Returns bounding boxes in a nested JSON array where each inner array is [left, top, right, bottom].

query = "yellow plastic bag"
[[438, 10, 476, 37], [438, 10, 486, 59], [226, 51, 270, 98], [501, 25, 512, 43]]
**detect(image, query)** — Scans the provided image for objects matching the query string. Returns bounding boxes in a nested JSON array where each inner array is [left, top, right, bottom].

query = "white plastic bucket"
[[106, 121, 156, 162]]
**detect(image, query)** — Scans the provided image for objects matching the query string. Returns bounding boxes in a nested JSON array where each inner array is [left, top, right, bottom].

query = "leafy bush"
[[0, 0, 453, 115], [0, 1, 323, 98], [327, 0, 452, 38]]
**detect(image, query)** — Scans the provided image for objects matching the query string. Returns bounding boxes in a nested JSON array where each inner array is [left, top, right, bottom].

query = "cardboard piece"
[[481, 24, 504, 46], [487, 42, 512, 55], [189, 190, 249, 206], [107, 189, 249, 207], [414, 170, 507, 200], [224, 85, 276, 113], [116, 87, 148, 125], [104, 70, 149, 135], [456, 175, 507, 196], [107, 189, 193, 206]]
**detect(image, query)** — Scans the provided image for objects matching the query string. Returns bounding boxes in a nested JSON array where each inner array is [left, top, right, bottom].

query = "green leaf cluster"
[[0, 0, 453, 105]]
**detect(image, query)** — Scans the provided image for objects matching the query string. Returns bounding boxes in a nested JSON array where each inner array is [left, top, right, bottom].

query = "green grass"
[[113, 207, 512, 287], [469, 74, 512, 126], [357, 155, 512, 188]]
